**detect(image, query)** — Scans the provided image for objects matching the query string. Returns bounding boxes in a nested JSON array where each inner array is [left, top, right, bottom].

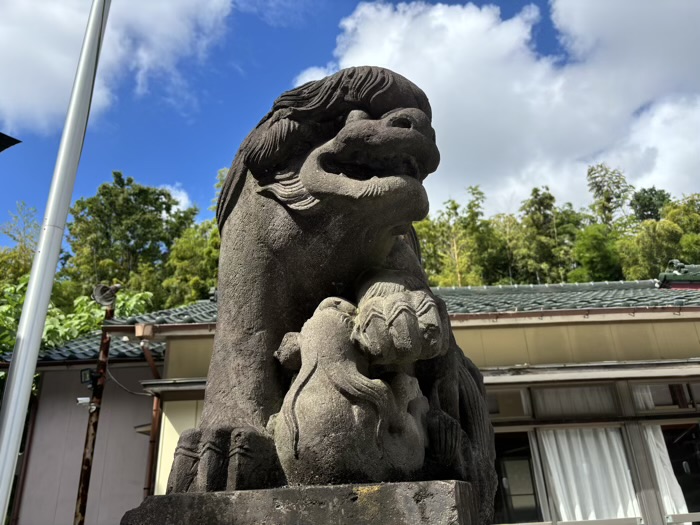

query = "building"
[[4, 277, 700, 525], [0, 334, 164, 525]]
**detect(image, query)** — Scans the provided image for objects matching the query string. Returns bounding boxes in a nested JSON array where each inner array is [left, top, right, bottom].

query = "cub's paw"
[[354, 290, 448, 363]]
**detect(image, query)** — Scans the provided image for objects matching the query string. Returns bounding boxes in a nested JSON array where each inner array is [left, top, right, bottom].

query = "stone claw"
[[228, 425, 286, 489], [166, 425, 286, 494], [195, 428, 231, 492], [166, 428, 200, 494], [354, 290, 449, 364]]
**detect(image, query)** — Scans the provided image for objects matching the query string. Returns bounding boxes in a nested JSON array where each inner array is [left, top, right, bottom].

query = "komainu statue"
[[167, 66, 496, 524]]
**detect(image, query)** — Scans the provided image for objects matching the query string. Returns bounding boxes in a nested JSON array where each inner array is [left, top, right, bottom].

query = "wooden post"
[[73, 304, 114, 525]]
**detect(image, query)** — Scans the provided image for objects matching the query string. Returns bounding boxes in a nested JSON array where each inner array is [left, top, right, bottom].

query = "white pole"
[[0, 0, 111, 520]]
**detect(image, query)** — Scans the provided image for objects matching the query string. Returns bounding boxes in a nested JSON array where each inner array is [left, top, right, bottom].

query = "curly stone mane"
[[216, 66, 432, 230]]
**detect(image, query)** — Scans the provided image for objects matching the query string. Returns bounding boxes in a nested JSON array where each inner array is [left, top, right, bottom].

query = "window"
[[644, 423, 700, 523], [531, 384, 619, 419], [691, 384, 700, 406], [493, 432, 543, 524], [633, 383, 695, 413], [487, 388, 532, 421], [488, 379, 700, 524]]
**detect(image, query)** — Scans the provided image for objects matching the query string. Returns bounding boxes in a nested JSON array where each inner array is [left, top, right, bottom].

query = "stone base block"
[[121, 480, 478, 525]]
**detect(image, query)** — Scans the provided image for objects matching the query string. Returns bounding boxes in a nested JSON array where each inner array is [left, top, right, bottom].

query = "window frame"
[[487, 377, 700, 525]]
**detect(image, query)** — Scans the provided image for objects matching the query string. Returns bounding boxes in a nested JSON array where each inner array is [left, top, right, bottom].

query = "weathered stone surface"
[[161, 66, 497, 525], [121, 481, 478, 525]]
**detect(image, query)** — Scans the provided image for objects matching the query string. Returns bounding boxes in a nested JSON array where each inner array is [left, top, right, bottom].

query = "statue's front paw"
[[166, 428, 201, 493], [166, 425, 285, 493], [354, 290, 448, 363], [227, 425, 286, 489]]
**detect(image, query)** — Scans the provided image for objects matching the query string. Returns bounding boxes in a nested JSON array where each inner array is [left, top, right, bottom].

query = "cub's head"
[[217, 66, 440, 231]]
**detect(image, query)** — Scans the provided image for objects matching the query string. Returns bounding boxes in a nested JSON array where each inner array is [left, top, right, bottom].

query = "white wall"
[[17, 365, 153, 525]]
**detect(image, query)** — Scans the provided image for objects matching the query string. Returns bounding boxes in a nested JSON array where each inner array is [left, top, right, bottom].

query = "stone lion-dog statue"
[[167, 66, 496, 525]]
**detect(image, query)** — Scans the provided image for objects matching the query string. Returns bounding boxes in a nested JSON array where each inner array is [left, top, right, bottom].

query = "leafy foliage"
[[586, 163, 633, 226], [61, 172, 197, 307], [617, 220, 683, 280], [210, 167, 228, 212], [0, 202, 40, 286], [163, 220, 220, 307], [415, 165, 699, 286], [569, 224, 622, 282], [630, 187, 671, 221], [0, 274, 152, 354], [415, 187, 511, 287]]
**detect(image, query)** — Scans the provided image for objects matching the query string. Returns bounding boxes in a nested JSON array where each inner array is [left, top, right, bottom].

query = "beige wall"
[[165, 337, 213, 378], [162, 320, 700, 378], [453, 320, 700, 368], [154, 400, 204, 495]]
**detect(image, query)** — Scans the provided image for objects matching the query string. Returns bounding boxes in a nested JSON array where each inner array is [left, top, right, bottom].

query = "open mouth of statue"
[[320, 151, 424, 182]]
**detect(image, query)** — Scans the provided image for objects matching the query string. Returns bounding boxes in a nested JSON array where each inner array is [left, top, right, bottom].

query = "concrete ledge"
[[121, 480, 477, 525]]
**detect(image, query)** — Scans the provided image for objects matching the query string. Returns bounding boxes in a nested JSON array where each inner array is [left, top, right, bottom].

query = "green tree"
[[414, 188, 511, 287], [62, 172, 197, 307], [414, 217, 442, 282], [210, 167, 228, 212], [0, 274, 152, 355], [490, 213, 522, 284], [630, 187, 671, 221], [0, 202, 40, 285], [162, 220, 220, 307], [432, 199, 474, 287], [568, 224, 623, 282], [662, 194, 700, 233], [516, 187, 559, 283], [586, 163, 633, 226], [551, 202, 589, 282], [660, 194, 700, 263], [618, 220, 683, 279]]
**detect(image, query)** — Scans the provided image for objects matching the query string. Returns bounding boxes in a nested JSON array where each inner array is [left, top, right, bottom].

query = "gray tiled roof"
[[0, 331, 165, 365], [105, 280, 700, 326], [104, 300, 218, 326], [436, 280, 700, 314], [6, 280, 700, 365]]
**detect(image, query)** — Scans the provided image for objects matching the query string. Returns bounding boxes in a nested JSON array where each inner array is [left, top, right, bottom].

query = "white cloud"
[[0, 0, 233, 134], [294, 65, 337, 87], [296, 1, 700, 215], [161, 183, 193, 211]]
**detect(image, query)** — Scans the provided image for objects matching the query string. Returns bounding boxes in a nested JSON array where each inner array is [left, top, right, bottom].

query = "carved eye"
[[345, 109, 371, 124]]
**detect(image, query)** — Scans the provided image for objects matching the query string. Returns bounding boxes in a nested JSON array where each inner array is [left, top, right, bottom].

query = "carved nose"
[[389, 116, 413, 129], [385, 108, 435, 141]]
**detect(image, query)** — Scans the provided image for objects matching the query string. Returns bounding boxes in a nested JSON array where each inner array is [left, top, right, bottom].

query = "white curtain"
[[540, 427, 642, 521], [633, 386, 689, 521], [534, 386, 641, 521]]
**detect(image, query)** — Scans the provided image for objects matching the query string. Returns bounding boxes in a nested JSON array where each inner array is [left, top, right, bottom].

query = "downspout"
[[144, 393, 162, 498], [134, 329, 161, 498]]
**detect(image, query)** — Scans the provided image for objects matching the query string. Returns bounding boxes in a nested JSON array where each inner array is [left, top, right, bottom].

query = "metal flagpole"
[[0, 0, 112, 520]]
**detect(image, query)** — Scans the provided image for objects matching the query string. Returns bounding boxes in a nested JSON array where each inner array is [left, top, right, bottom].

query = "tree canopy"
[[61, 171, 198, 308], [415, 165, 699, 287]]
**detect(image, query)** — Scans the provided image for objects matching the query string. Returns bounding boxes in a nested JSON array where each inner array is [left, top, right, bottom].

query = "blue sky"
[[1, 0, 699, 247]]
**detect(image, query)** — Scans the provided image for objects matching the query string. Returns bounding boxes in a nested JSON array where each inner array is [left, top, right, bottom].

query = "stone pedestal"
[[121, 480, 478, 525]]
